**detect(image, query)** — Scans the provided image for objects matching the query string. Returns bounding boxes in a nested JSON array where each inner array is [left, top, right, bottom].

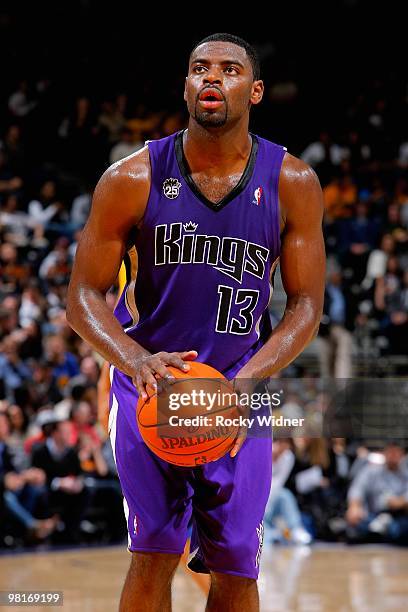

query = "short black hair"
[[190, 33, 260, 81]]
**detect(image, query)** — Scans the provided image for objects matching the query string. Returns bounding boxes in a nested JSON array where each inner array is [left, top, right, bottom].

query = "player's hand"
[[132, 350, 198, 399], [229, 377, 254, 458]]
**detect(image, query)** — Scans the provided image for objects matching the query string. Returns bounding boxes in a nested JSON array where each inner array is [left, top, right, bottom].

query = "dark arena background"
[[1, 2, 408, 610]]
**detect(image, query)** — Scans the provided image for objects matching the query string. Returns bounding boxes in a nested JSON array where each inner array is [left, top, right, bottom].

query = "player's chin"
[[194, 109, 227, 128]]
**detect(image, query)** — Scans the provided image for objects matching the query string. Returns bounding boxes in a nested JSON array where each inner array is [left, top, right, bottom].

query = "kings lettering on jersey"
[[154, 222, 269, 283]]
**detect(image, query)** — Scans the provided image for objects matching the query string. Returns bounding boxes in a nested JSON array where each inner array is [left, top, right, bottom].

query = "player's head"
[[185, 33, 263, 129]]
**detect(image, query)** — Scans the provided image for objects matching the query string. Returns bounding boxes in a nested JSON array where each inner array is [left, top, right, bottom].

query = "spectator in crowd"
[[27, 180, 61, 232], [97, 99, 126, 145], [301, 131, 349, 183], [0, 412, 58, 544], [109, 126, 143, 164], [375, 257, 408, 354], [323, 169, 357, 220], [76, 431, 126, 543], [338, 201, 380, 283], [0, 333, 32, 403], [346, 441, 408, 543], [43, 335, 80, 393], [18, 282, 45, 328], [0, 124, 26, 175], [69, 400, 101, 447], [58, 96, 100, 177], [0, 150, 23, 197], [0, 296, 20, 342], [31, 415, 90, 543], [0, 243, 30, 294], [70, 188, 92, 230], [264, 438, 312, 545], [5, 404, 30, 471], [317, 267, 353, 378], [25, 362, 62, 416], [0, 194, 43, 247], [384, 203, 408, 252], [8, 80, 37, 118], [286, 437, 349, 539], [38, 237, 72, 283], [363, 233, 395, 290], [78, 356, 100, 387]]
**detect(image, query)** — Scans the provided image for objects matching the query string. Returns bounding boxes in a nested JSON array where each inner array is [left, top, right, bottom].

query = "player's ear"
[[250, 80, 264, 106], [183, 77, 188, 102]]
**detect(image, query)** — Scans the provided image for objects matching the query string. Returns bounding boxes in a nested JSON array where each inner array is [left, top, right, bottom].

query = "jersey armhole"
[[136, 142, 154, 231]]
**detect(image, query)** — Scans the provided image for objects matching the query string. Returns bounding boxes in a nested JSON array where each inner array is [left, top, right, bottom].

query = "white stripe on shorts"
[[108, 391, 119, 469]]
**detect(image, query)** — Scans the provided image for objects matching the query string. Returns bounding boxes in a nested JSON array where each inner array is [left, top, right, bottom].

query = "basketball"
[[136, 362, 240, 466]]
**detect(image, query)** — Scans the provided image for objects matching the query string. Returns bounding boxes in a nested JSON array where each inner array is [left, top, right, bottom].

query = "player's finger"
[[150, 359, 174, 381], [230, 426, 248, 458], [174, 350, 198, 371], [150, 360, 176, 393], [179, 350, 198, 361], [165, 353, 193, 372], [133, 374, 148, 400], [141, 366, 158, 394]]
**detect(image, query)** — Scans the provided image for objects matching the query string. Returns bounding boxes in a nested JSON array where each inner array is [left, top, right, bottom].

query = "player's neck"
[[183, 121, 252, 173]]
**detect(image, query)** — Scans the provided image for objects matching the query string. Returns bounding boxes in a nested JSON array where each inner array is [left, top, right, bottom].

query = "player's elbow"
[[309, 318, 321, 342], [301, 297, 323, 345], [309, 300, 323, 342]]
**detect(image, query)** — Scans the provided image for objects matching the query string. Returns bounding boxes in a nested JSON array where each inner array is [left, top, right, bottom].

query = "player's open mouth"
[[198, 88, 225, 110]]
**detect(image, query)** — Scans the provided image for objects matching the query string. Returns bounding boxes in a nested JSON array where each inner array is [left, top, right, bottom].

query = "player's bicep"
[[70, 169, 141, 294], [280, 226, 325, 309], [70, 216, 125, 295]]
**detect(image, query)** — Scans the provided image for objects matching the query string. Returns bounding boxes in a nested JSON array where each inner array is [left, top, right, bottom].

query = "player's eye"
[[193, 65, 207, 73], [225, 66, 239, 74]]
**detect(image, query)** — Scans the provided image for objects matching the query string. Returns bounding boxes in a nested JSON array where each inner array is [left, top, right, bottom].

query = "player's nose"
[[203, 67, 223, 86]]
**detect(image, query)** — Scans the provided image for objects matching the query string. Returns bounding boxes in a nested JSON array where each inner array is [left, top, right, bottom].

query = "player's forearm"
[[236, 295, 321, 379], [66, 284, 150, 377]]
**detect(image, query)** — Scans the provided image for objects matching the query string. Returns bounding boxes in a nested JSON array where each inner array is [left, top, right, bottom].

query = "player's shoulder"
[[101, 145, 151, 190], [91, 146, 151, 225], [280, 151, 320, 190], [278, 152, 323, 226]]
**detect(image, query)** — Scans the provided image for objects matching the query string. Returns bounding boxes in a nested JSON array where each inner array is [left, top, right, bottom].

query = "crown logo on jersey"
[[163, 177, 181, 199], [183, 221, 198, 232], [252, 187, 263, 205]]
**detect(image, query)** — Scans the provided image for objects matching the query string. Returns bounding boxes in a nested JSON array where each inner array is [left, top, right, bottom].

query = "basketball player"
[[67, 33, 325, 612]]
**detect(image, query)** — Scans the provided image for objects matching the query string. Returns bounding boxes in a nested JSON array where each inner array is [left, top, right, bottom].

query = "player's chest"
[[191, 172, 243, 204]]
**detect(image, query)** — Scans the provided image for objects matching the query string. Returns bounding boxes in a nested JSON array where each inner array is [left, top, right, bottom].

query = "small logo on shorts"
[[133, 515, 138, 535], [255, 521, 264, 568], [252, 187, 263, 205], [163, 177, 181, 199]]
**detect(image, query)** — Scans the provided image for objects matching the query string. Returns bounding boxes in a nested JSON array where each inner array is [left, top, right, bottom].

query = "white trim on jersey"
[[122, 496, 132, 549]]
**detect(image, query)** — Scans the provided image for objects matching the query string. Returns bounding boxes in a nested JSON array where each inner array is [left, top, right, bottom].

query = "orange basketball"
[[136, 361, 240, 467]]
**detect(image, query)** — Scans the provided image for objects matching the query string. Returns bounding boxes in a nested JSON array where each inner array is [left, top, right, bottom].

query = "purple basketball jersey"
[[114, 130, 286, 378]]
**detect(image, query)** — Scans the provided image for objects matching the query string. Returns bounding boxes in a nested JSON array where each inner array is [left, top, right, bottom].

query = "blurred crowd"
[[0, 56, 407, 550], [265, 437, 408, 547]]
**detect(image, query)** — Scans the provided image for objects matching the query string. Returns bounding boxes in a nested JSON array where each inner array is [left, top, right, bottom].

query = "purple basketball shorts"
[[108, 366, 272, 580]]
